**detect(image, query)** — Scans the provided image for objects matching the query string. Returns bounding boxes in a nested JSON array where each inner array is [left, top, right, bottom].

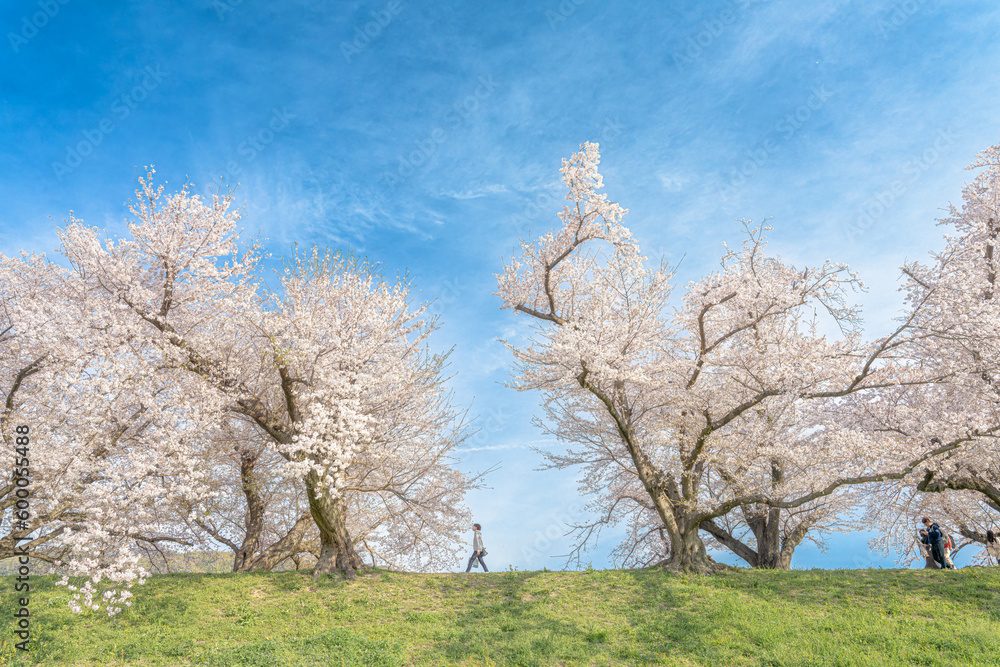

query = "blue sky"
[[2, 0, 999, 570]]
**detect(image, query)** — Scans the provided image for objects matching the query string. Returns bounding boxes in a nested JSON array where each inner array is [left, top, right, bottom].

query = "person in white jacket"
[[465, 523, 488, 572]]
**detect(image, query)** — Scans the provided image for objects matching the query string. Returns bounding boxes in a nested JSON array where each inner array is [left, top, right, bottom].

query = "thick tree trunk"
[[654, 503, 723, 574], [750, 507, 809, 570], [753, 461, 791, 569], [663, 525, 717, 572], [702, 508, 815, 570], [720, 514, 776, 568], [747, 507, 784, 569], [305, 471, 362, 579], [702, 510, 784, 569], [232, 447, 266, 573], [635, 466, 719, 573], [773, 549, 794, 570], [704, 461, 816, 570]]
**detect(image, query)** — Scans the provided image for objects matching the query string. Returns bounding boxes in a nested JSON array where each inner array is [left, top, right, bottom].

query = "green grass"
[[2, 567, 999, 666]]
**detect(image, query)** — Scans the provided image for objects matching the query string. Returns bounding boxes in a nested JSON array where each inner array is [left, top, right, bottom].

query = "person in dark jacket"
[[465, 523, 488, 573], [918, 530, 940, 569], [921, 517, 954, 569], [986, 529, 999, 566]]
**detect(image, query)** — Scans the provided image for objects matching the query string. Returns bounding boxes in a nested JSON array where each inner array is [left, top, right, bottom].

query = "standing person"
[[942, 529, 956, 569], [918, 530, 939, 569], [986, 530, 999, 566], [465, 523, 488, 573], [921, 517, 954, 569]]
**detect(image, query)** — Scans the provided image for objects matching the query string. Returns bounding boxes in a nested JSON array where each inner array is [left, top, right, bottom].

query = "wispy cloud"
[[438, 184, 510, 200]]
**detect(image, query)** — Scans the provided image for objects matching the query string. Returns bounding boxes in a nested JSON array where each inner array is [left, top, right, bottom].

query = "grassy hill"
[[2, 567, 999, 666]]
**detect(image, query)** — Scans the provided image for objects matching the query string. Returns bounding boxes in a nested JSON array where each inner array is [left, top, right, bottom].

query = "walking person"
[[465, 523, 489, 573], [921, 517, 954, 569]]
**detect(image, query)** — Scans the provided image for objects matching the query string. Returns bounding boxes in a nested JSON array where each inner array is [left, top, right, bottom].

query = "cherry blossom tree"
[[55, 172, 475, 580], [866, 478, 999, 566], [1, 250, 211, 615], [1, 252, 66, 563], [496, 143, 951, 572], [899, 142, 1000, 507], [696, 401, 863, 570], [864, 141, 1000, 563], [171, 367, 476, 575], [157, 417, 318, 573], [525, 397, 861, 570]]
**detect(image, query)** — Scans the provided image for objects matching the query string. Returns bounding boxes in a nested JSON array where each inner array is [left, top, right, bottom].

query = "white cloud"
[[439, 183, 510, 199], [657, 171, 690, 192]]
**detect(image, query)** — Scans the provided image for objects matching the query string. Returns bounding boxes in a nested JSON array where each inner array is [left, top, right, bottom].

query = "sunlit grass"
[[2, 567, 999, 665]]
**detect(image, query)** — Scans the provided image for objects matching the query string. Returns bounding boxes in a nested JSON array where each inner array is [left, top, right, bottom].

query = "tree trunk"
[[746, 506, 785, 569], [753, 507, 810, 570], [753, 460, 793, 569], [663, 525, 717, 572], [575, 371, 719, 573], [305, 471, 363, 579], [700, 518, 760, 567], [636, 474, 719, 573], [762, 515, 781, 567], [706, 461, 815, 570], [245, 512, 314, 572], [654, 503, 722, 574], [702, 508, 814, 570], [233, 446, 266, 573], [774, 516, 815, 569]]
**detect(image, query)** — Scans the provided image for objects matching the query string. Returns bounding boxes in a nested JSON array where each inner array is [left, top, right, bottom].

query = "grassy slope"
[[2, 567, 1000, 666]]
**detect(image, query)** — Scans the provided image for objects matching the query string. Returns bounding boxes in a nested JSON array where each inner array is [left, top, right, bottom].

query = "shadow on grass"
[[614, 567, 1000, 665], [427, 570, 600, 666], [701, 568, 1000, 621], [269, 570, 314, 593]]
